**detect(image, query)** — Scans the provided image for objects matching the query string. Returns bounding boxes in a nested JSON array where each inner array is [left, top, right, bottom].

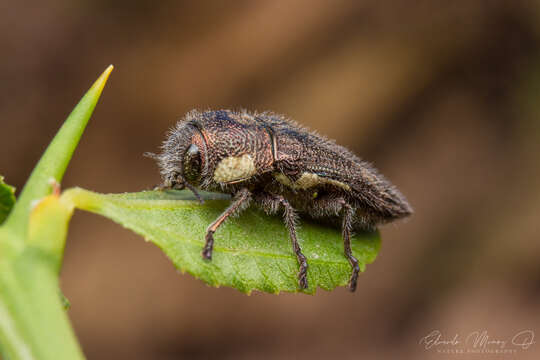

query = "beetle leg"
[[342, 202, 360, 292], [255, 193, 308, 290], [202, 188, 251, 260], [280, 197, 309, 290], [309, 195, 360, 292]]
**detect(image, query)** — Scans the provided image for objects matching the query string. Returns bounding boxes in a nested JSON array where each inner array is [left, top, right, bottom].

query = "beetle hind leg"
[[342, 202, 360, 292], [308, 195, 360, 292]]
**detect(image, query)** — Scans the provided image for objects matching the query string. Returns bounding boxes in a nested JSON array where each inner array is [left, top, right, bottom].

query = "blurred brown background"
[[1, 1, 539, 359]]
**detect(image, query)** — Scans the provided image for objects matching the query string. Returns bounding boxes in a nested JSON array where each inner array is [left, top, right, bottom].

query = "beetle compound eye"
[[183, 144, 202, 183]]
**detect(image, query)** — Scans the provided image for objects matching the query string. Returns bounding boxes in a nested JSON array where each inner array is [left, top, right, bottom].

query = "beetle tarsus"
[[202, 231, 214, 259], [297, 252, 309, 289], [342, 203, 359, 292], [347, 262, 360, 292]]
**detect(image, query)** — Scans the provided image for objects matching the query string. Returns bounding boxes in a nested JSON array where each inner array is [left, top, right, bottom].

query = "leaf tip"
[[91, 65, 114, 94]]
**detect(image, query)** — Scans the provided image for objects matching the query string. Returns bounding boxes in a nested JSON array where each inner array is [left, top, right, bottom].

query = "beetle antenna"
[[143, 152, 159, 160]]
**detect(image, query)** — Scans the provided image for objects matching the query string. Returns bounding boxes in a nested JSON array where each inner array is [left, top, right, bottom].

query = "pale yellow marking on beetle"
[[214, 154, 256, 183], [274, 172, 351, 191], [274, 173, 293, 187], [324, 177, 351, 191]]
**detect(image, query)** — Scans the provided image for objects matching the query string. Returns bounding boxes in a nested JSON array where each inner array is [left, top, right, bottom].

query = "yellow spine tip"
[[91, 64, 114, 93], [101, 64, 114, 83]]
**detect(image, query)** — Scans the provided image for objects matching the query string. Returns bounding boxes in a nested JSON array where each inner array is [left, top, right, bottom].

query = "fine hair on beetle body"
[[151, 109, 412, 292]]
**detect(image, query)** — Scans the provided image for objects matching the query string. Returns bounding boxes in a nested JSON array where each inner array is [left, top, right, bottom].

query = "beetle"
[[150, 109, 412, 292]]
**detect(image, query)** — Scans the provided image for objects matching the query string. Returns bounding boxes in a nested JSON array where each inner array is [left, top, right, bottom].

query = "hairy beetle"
[[150, 109, 412, 291]]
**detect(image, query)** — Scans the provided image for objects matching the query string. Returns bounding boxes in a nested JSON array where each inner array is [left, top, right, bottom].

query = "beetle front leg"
[[202, 188, 251, 260]]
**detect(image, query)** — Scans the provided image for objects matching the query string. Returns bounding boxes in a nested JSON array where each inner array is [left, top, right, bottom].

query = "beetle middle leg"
[[255, 193, 309, 289], [202, 188, 251, 260]]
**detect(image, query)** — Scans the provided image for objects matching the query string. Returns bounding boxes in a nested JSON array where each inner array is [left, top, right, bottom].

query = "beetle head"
[[151, 118, 208, 202]]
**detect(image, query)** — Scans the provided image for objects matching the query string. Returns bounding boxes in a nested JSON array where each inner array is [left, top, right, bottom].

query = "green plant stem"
[[0, 194, 81, 360], [0, 243, 84, 360], [0, 66, 113, 360], [0, 195, 82, 360]]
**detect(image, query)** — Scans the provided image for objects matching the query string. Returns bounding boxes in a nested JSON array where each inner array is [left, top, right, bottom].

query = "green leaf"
[[2, 65, 113, 239], [63, 188, 380, 294], [0, 193, 83, 360], [0, 176, 16, 225]]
